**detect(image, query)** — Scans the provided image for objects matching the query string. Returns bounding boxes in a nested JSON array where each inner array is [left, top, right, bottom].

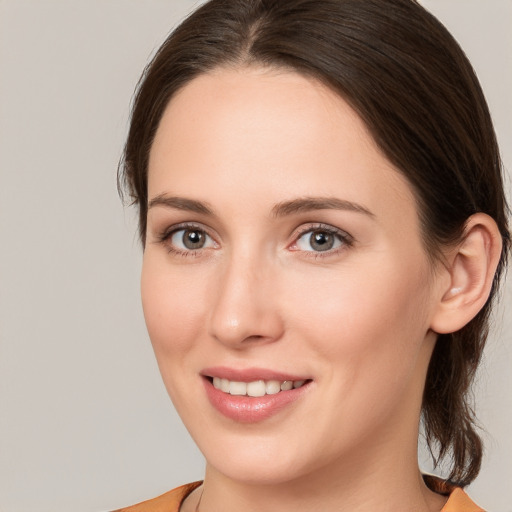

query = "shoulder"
[[111, 478, 485, 512], [442, 488, 485, 512], [111, 482, 202, 512], [424, 475, 485, 512]]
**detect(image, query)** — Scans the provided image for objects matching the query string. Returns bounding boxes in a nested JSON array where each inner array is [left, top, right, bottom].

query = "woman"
[[115, 0, 509, 510]]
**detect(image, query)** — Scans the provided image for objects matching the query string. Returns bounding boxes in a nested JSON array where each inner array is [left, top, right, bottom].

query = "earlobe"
[[430, 213, 502, 334]]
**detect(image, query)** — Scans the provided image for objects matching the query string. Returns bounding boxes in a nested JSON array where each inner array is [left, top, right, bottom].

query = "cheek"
[[285, 254, 433, 366], [141, 254, 209, 358], [283, 259, 434, 439]]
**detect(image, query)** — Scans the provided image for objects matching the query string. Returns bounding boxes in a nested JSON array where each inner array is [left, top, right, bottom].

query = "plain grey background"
[[0, 1, 510, 511]]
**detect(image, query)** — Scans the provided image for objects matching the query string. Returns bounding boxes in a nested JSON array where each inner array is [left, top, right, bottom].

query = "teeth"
[[265, 380, 281, 395], [212, 377, 307, 396], [247, 380, 266, 397], [229, 381, 247, 395], [280, 380, 293, 391], [220, 378, 230, 393]]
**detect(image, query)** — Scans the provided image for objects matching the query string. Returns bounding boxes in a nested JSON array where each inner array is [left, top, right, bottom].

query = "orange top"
[[113, 479, 485, 512], [111, 482, 202, 512]]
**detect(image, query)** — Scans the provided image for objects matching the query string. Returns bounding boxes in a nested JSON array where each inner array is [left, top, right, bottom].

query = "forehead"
[[148, 66, 417, 224]]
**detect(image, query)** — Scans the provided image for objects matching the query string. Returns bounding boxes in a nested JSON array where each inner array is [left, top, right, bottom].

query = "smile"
[[212, 377, 307, 397], [202, 369, 313, 422]]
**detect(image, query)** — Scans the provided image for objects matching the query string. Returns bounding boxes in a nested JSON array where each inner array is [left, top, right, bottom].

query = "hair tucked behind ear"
[[119, 0, 510, 485]]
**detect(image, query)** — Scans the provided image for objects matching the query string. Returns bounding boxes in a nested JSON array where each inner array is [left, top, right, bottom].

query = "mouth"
[[201, 368, 313, 423], [208, 377, 309, 397]]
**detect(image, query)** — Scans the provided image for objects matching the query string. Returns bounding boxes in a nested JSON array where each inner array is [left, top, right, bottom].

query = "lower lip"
[[203, 378, 311, 423]]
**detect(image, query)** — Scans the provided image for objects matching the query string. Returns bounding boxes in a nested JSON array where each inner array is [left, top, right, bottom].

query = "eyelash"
[[289, 223, 354, 258], [155, 222, 354, 258], [156, 223, 217, 257]]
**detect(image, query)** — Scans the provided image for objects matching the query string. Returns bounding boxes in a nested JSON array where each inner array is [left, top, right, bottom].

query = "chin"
[[207, 456, 310, 486], [194, 429, 315, 485]]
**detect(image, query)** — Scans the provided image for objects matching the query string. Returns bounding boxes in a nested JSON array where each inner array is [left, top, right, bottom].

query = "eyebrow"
[[147, 194, 214, 215], [271, 197, 375, 218], [147, 194, 375, 219]]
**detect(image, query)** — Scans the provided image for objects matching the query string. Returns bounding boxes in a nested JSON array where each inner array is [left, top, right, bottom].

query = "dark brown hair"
[[119, 0, 510, 486]]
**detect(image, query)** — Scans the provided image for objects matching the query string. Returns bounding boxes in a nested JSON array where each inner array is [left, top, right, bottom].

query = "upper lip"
[[201, 366, 310, 382]]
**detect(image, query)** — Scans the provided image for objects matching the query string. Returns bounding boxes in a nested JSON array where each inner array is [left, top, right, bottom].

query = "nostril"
[[244, 334, 266, 342]]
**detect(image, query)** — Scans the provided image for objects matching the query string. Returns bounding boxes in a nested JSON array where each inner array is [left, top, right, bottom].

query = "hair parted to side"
[[119, 0, 510, 486]]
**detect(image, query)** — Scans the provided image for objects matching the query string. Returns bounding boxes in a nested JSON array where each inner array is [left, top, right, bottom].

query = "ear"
[[430, 213, 503, 334]]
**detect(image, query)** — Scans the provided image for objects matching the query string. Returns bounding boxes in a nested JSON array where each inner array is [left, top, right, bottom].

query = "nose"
[[208, 252, 285, 348]]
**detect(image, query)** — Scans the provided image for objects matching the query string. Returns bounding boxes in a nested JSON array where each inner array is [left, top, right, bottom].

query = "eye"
[[292, 226, 351, 253], [168, 227, 216, 252]]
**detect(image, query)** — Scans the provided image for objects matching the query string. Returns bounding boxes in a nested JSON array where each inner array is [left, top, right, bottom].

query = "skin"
[[142, 67, 455, 512]]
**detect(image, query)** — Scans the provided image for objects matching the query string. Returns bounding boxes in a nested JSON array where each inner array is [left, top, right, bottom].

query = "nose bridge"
[[208, 245, 283, 347]]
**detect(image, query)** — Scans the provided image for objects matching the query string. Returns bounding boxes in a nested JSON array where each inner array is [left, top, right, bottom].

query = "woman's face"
[[142, 67, 443, 484]]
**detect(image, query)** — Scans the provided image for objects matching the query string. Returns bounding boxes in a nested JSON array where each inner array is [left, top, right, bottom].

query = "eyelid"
[[288, 223, 354, 253], [157, 221, 198, 239], [153, 220, 352, 257], [156, 222, 219, 254]]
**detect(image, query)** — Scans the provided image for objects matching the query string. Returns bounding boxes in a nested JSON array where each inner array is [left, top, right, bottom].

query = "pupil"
[[310, 231, 334, 251], [183, 230, 204, 249]]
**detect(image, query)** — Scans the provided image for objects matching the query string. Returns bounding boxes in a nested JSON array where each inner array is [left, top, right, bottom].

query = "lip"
[[201, 367, 312, 423], [202, 366, 309, 382]]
